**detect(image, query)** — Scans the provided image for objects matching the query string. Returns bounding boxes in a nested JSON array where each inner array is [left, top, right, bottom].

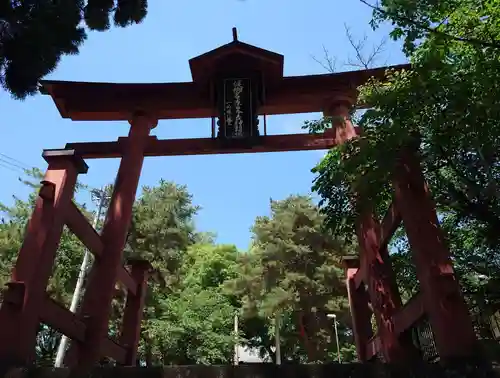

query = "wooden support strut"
[[348, 201, 429, 361], [64, 202, 137, 295], [393, 150, 479, 361], [119, 259, 152, 365], [356, 212, 417, 362], [352, 201, 402, 290], [342, 256, 373, 362], [355, 150, 479, 362], [64, 113, 157, 368], [0, 150, 87, 366], [323, 101, 415, 363]]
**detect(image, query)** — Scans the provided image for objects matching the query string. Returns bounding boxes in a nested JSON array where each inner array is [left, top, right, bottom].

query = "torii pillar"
[[64, 113, 157, 368], [393, 150, 479, 362], [0, 151, 87, 366], [343, 256, 373, 361], [324, 99, 415, 362]]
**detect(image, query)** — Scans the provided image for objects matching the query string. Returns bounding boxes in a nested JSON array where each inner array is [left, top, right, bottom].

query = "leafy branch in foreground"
[[308, 0, 500, 346], [359, 0, 500, 53], [0, 0, 148, 99]]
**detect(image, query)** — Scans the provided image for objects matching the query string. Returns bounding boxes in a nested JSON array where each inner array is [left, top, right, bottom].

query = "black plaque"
[[221, 78, 253, 139]]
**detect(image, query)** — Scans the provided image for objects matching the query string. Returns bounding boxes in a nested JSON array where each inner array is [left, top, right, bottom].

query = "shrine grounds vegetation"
[[0, 170, 357, 365], [306, 0, 500, 357]]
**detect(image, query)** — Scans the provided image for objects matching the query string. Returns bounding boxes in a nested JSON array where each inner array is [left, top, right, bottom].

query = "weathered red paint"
[[64, 114, 157, 368], [39, 55, 409, 122], [324, 102, 415, 362], [351, 202, 402, 291], [0, 152, 86, 365], [64, 201, 139, 296], [393, 293, 425, 335], [119, 260, 152, 365], [393, 151, 478, 360], [39, 296, 87, 342], [356, 212, 417, 362], [379, 202, 402, 251], [323, 101, 359, 144], [343, 257, 373, 361], [63, 133, 358, 159]]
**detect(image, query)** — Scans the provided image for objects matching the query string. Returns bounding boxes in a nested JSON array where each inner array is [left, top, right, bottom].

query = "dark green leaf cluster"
[[309, 0, 500, 346], [144, 244, 239, 365], [0, 0, 148, 98], [126, 180, 199, 282], [369, 0, 500, 54]]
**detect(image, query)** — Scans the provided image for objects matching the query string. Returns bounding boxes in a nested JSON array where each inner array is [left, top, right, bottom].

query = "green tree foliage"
[[111, 180, 205, 364], [229, 196, 356, 363], [0, 173, 354, 365], [308, 0, 500, 343], [126, 180, 200, 285], [144, 244, 239, 365], [0, 0, 148, 99]]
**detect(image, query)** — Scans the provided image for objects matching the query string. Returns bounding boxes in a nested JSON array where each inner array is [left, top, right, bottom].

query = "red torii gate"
[[0, 30, 478, 368]]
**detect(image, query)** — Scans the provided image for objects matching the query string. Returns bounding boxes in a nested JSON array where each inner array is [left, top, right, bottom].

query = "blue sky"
[[0, 0, 405, 250]]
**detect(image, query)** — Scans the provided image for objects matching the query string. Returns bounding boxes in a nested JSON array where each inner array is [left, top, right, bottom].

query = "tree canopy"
[[308, 0, 500, 352], [228, 196, 356, 363], [0, 173, 355, 365], [0, 0, 148, 98]]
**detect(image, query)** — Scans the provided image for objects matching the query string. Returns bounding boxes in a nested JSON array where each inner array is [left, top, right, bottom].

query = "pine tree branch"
[[358, 0, 500, 49]]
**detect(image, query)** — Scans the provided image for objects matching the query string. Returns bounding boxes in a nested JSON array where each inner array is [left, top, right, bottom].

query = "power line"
[[0, 158, 27, 172], [0, 152, 37, 176], [0, 153, 31, 171], [0, 151, 102, 195], [0, 161, 23, 174]]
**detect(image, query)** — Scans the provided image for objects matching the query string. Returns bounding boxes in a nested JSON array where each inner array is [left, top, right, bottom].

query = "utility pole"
[[334, 316, 340, 363], [233, 313, 239, 366], [327, 313, 341, 363], [54, 187, 106, 367], [275, 315, 281, 365]]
